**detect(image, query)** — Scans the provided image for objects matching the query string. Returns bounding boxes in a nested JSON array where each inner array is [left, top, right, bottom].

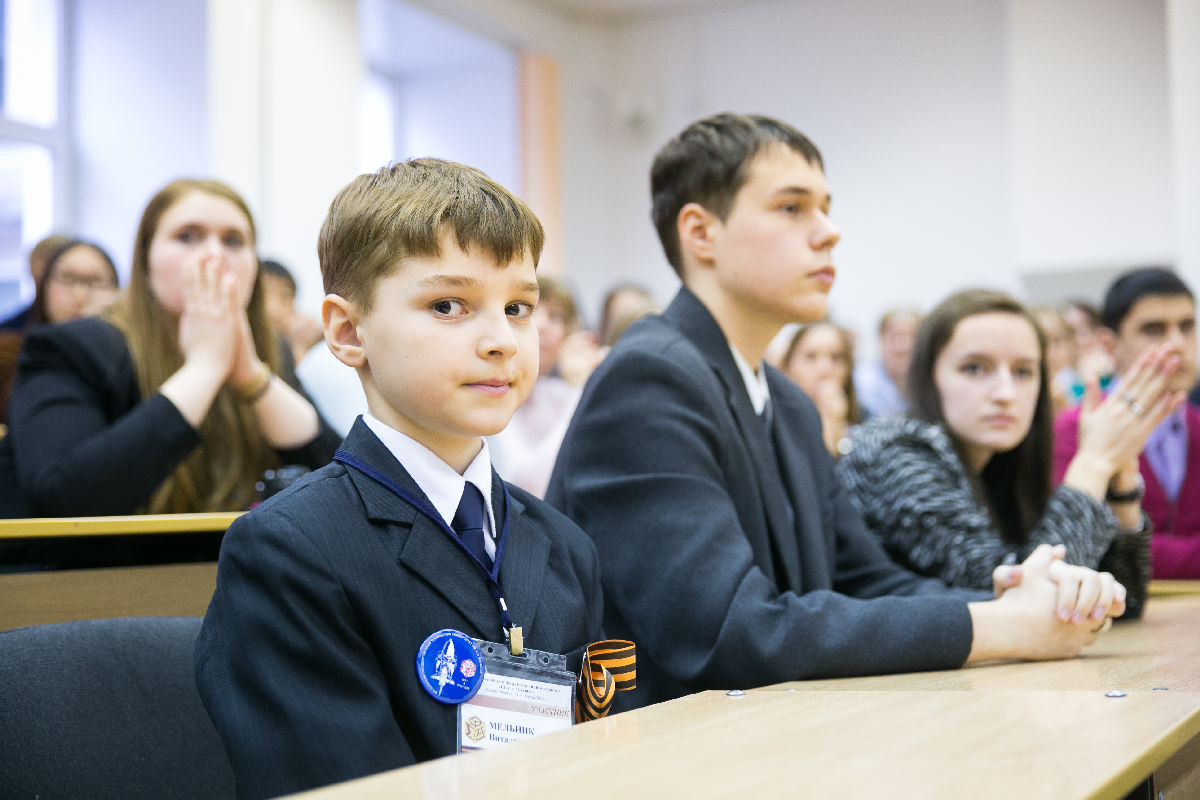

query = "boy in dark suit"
[[195, 159, 603, 799], [547, 113, 1125, 709]]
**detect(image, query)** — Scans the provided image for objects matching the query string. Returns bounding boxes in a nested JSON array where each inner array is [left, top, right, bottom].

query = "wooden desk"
[[292, 597, 1200, 800], [0, 512, 241, 539], [1151, 580, 1200, 596], [0, 512, 238, 630]]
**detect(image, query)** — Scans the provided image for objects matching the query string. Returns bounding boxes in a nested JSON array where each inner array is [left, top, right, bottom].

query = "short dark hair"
[[1101, 267, 1193, 331], [908, 289, 1051, 545], [259, 259, 297, 295], [650, 113, 823, 275]]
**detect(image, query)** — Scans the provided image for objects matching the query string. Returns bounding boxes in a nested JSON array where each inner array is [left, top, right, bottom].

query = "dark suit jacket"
[[547, 288, 985, 708], [0, 316, 340, 518], [195, 419, 604, 800]]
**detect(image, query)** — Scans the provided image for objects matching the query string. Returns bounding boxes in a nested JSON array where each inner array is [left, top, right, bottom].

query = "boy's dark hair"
[[319, 158, 544, 313], [908, 289, 1052, 546], [1101, 267, 1194, 332], [259, 259, 297, 295], [650, 113, 824, 275]]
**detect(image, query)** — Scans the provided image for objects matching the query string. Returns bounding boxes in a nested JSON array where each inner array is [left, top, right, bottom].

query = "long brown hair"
[[106, 179, 281, 513], [907, 289, 1053, 545], [782, 321, 862, 424]]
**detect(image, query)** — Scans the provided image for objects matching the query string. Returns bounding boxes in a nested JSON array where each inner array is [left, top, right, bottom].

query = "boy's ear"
[[676, 202, 719, 275], [322, 294, 366, 368]]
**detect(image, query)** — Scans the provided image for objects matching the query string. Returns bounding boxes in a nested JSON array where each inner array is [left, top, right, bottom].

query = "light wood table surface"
[[291, 596, 1200, 800], [0, 512, 241, 538], [1150, 579, 1200, 596]]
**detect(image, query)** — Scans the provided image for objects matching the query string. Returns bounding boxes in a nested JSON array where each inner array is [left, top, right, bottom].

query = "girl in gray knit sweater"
[[837, 290, 1184, 619]]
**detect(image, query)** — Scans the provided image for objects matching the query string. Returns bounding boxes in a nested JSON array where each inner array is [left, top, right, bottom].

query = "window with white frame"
[[0, 0, 66, 318]]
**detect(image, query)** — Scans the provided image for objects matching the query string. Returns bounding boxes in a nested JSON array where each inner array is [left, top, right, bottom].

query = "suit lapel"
[[492, 472, 551, 636], [663, 290, 802, 593], [338, 420, 504, 640], [766, 369, 833, 592]]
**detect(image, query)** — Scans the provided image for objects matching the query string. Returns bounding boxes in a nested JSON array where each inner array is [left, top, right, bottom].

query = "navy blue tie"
[[452, 482, 493, 571]]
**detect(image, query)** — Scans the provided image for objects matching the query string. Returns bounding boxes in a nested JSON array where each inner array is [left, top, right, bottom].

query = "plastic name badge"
[[457, 639, 576, 753]]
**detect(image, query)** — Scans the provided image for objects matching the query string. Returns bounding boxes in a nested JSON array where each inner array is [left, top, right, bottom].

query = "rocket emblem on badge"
[[433, 639, 458, 692], [416, 629, 485, 704]]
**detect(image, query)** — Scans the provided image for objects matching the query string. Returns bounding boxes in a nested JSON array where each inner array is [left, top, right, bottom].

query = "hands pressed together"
[[1065, 344, 1185, 514], [972, 544, 1125, 663], [175, 252, 268, 396]]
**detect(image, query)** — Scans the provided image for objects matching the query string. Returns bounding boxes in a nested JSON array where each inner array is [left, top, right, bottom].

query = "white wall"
[[72, 0, 208, 277], [603, 0, 1012, 351], [362, 0, 520, 193], [208, 0, 361, 313], [401, 0, 620, 327], [1007, 0, 1174, 273], [1168, 0, 1200, 291], [398, 67, 520, 193]]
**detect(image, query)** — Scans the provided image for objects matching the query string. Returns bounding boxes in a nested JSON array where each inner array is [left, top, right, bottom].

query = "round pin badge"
[[416, 629, 486, 704]]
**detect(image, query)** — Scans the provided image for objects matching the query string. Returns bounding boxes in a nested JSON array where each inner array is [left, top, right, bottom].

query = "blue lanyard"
[[333, 449, 515, 635]]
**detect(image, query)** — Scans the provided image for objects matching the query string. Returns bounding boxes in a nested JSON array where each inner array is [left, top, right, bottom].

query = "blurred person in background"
[[780, 320, 862, 458], [854, 308, 919, 418], [1034, 306, 1075, 416], [1061, 299, 1114, 403], [1055, 269, 1200, 579], [0, 234, 71, 331], [0, 179, 340, 525], [296, 339, 368, 439], [490, 276, 598, 497], [0, 240, 120, 425], [841, 289, 1169, 618], [599, 282, 658, 347], [259, 258, 325, 366]]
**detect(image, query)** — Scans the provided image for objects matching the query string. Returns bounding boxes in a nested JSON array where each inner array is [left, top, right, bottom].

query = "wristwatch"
[[1106, 473, 1145, 504]]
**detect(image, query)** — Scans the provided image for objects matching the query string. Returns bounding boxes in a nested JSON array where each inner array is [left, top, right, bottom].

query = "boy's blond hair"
[[318, 158, 544, 312]]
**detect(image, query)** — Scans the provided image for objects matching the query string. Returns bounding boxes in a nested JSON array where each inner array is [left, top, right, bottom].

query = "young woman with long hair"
[[2, 179, 340, 519], [836, 289, 1183, 618]]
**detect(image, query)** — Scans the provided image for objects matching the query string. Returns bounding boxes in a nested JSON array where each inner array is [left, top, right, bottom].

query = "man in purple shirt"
[[1053, 268, 1200, 578]]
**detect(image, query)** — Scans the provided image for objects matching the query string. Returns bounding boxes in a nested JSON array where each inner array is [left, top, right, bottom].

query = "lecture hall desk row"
[[1, 515, 1199, 799]]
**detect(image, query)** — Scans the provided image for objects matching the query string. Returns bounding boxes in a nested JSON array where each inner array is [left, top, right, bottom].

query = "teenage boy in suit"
[[195, 159, 603, 799], [547, 113, 1125, 709]]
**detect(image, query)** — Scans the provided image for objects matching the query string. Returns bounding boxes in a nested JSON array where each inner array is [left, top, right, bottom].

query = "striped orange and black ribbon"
[[575, 640, 636, 723]]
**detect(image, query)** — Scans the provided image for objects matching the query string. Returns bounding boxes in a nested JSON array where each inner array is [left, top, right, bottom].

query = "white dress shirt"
[[729, 344, 770, 416], [362, 414, 497, 558]]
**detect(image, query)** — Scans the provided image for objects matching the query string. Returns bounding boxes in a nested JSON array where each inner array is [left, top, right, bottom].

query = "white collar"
[[362, 414, 497, 542], [729, 344, 770, 416]]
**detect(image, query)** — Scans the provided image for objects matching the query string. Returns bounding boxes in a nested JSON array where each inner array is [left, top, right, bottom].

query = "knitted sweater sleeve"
[[838, 418, 1122, 591]]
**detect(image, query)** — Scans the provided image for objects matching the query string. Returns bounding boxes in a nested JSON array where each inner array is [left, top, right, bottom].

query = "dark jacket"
[[194, 419, 604, 799], [0, 316, 340, 518], [547, 288, 985, 708]]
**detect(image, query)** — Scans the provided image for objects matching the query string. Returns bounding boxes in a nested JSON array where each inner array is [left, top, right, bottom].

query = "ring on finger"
[[1091, 616, 1112, 635], [1121, 393, 1146, 416]]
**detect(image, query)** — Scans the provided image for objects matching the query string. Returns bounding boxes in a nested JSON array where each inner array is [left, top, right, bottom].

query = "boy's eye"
[[1014, 366, 1036, 379], [431, 299, 467, 317], [506, 302, 533, 319], [961, 362, 984, 376], [223, 233, 245, 248], [177, 230, 198, 244]]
